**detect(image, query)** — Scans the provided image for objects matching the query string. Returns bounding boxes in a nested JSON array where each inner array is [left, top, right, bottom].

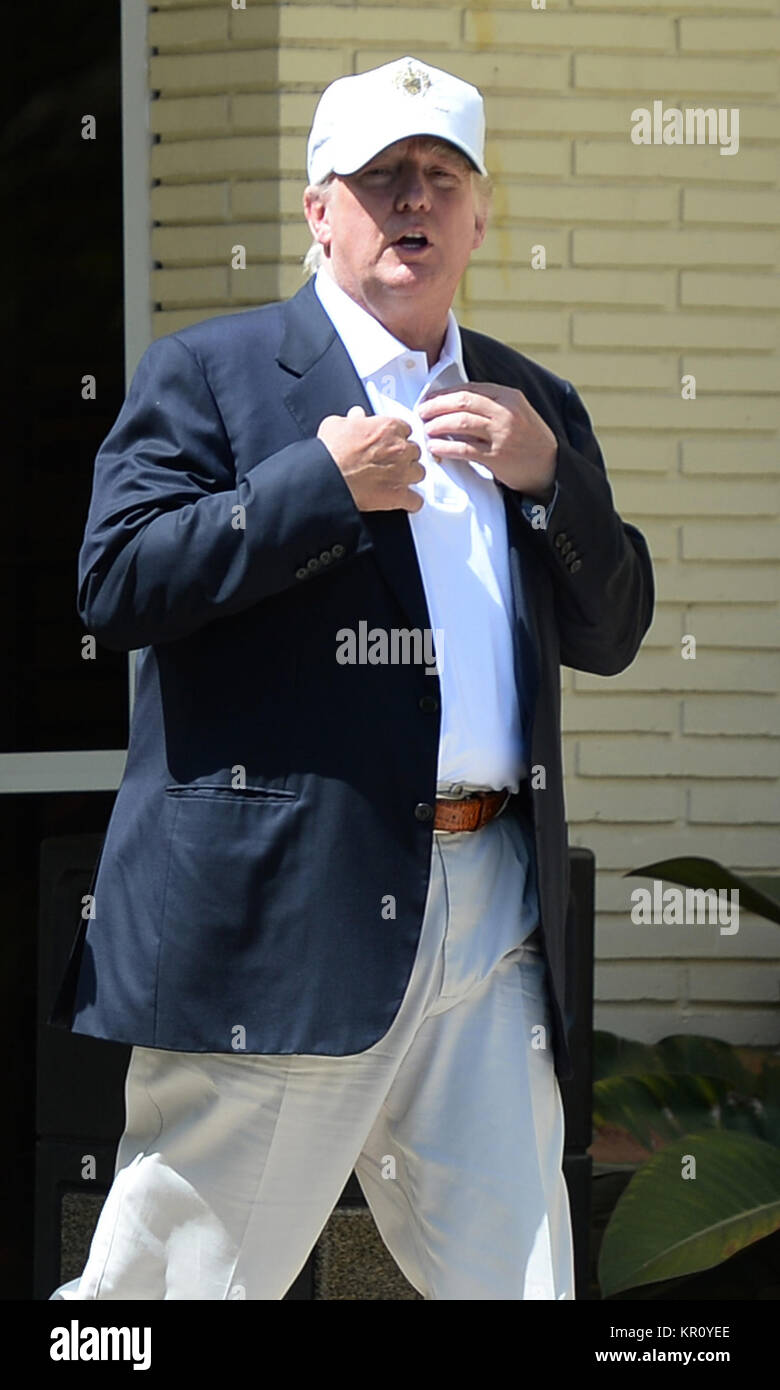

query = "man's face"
[[304, 137, 487, 323]]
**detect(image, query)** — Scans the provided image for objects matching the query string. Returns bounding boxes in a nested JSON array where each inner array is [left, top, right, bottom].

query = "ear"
[[472, 205, 488, 253], [303, 184, 333, 253]]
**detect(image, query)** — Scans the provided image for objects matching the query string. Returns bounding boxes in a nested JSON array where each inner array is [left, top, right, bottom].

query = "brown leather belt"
[[434, 788, 511, 833]]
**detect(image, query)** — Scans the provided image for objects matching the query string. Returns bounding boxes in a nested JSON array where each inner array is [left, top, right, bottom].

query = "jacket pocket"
[[163, 783, 297, 803]]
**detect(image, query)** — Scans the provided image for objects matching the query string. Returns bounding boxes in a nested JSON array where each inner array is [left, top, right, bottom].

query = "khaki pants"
[[50, 810, 575, 1300]]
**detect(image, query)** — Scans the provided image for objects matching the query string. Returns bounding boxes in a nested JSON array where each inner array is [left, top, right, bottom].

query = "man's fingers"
[[418, 385, 504, 419], [422, 411, 491, 442]]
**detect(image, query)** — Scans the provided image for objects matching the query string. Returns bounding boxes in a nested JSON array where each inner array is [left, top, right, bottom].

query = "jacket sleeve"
[[77, 333, 374, 651], [520, 379, 655, 676]]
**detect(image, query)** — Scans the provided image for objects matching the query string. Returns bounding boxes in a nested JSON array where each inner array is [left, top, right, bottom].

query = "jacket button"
[[332, 543, 346, 559], [414, 802, 434, 822], [554, 532, 568, 550], [570, 558, 582, 573], [419, 695, 438, 713], [319, 551, 332, 565], [307, 556, 320, 572], [295, 567, 308, 580]]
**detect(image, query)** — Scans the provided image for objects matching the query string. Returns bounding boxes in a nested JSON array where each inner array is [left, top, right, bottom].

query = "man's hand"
[[417, 383, 558, 501], [317, 405, 426, 513]]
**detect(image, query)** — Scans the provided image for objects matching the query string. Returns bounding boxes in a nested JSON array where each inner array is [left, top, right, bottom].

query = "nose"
[[394, 166, 431, 212]]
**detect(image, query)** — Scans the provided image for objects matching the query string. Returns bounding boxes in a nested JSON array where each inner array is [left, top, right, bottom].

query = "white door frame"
[[0, 0, 150, 794]]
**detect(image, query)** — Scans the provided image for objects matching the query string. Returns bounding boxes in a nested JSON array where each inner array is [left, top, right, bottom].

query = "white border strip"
[[7, 5, 152, 792], [0, 751, 127, 794], [121, 0, 153, 723], [121, 0, 153, 385]]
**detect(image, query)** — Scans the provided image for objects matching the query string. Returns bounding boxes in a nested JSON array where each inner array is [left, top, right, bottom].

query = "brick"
[[151, 95, 231, 137], [689, 783, 780, 824], [152, 224, 283, 264], [681, 440, 779, 475], [681, 696, 778, 738], [150, 48, 350, 95], [152, 136, 280, 180], [230, 93, 306, 134], [682, 612, 780, 649], [574, 0, 776, 9], [658, 567, 779, 605], [477, 228, 567, 265], [577, 735, 780, 778], [597, 434, 677, 473], [227, 266, 281, 301], [619, 479, 776, 517], [562, 695, 678, 734], [597, 909, 780, 962], [229, 6, 286, 42], [488, 97, 654, 139], [153, 0, 249, 6], [493, 183, 677, 224], [355, 49, 568, 93], [575, 141, 776, 185], [153, 306, 273, 337], [679, 18, 780, 54], [600, 868, 775, 912], [279, 223, 315, 256], [683, 188, 780, 227], [574, 229, 777, 268], [579, 392, 779, 432], [484, 138, 569, 178], [148, 7, 230, 49], [572, 653, 779, 694], [464, 12, 673, 50], [464, 267, 674, 309], [686, 965, 779, 1003], [231, 180, 307, 219], [151, 183, 230, 223], [565, 779, 683, 822], [680, 273, 780, 311], [280, 7, 449, 43], [278, 92, 321, 130], [682, 523, 779, 561], [679, 355, 780, 393], [574, 54, 776, 96], [541, 354, 677, 391], [595, 963, 685, 1001], [278, 47, 352, 85], [569, 827, 685, 871], [458, 304, 566, 348], [152, 266, 229, 306], [573, 313, 776, 351]]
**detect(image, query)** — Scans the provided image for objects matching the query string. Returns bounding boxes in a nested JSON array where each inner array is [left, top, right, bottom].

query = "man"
[[48, 56, 654, 1301]]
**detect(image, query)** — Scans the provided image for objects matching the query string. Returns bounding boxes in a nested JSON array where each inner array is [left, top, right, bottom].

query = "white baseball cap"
[[307, 56, 488, 185]]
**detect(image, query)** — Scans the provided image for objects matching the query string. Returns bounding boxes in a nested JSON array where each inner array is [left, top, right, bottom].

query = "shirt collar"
[[314, 266, 466, 385]]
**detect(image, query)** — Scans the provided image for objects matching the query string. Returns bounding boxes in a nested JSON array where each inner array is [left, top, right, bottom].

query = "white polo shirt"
[[314, 267, 528, 793]]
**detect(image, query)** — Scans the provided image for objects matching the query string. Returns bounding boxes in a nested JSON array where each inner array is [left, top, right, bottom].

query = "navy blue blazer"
[[49, 276, 654, 1082]]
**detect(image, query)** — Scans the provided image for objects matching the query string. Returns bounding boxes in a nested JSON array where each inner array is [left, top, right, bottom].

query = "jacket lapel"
[[278, 279, 432, 633]]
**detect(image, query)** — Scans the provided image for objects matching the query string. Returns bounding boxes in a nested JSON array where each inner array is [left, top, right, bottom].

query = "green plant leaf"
[[625, 858, 780, 926], [598, 1130, 780, 1296]]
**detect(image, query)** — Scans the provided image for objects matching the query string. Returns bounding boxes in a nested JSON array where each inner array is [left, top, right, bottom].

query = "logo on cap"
[[392, 59, 432, 97]]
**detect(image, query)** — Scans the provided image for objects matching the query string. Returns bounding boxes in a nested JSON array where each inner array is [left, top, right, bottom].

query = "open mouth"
[[394, 233, 431, 250]]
